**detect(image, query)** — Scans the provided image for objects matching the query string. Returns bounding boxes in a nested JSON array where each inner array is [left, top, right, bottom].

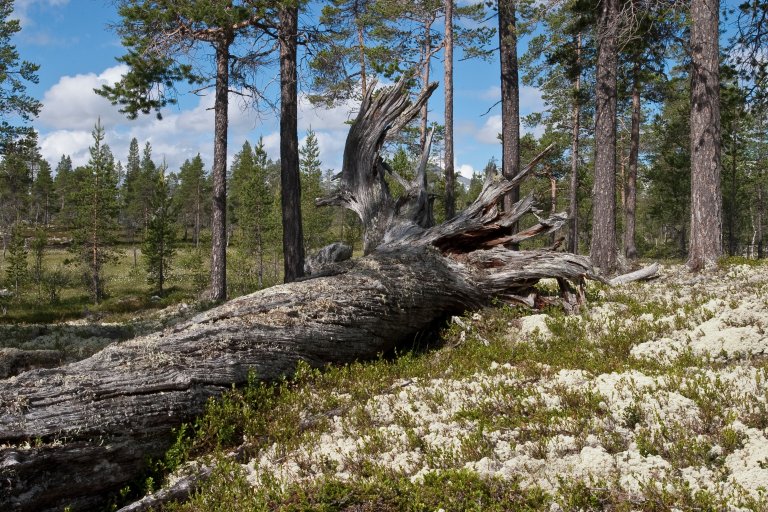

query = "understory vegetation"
[[116, 258, 768, 512]]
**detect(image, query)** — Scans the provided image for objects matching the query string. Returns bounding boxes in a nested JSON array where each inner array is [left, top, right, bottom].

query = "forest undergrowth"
[[132, 258, 768, 511]]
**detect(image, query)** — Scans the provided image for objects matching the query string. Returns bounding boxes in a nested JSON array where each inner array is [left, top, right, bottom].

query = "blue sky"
[[11, 0, 743, 179], [11, 0, 546, 178]]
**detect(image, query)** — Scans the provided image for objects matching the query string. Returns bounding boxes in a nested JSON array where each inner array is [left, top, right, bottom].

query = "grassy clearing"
[[0, 242, 290, 325], [117, 259, 768, 511]]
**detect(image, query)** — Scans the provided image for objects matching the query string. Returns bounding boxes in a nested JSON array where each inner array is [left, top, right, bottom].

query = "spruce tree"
[[300, 129, 333, 253], [143, 165, 176, 295], [31, 160, 54, 226], [231, 138, 280, 289], [121, 137, 142, 241], [5, 224, 27, 294], [30, 227, 46, 299], [53, 155, 73, 221], [175, 155, 209, 247], [69, 120, 120, 304]]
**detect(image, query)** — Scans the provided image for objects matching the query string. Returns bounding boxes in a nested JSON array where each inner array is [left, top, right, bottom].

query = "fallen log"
[[0, 76, 599, 512]]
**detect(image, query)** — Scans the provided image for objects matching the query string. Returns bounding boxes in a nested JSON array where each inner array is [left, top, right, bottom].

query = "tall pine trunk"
[[590, 0, 619, 273], [759, 115, 766, 259], [419, 20, 433, 151], [444, 0, 455, 219], [279, 4, 305, 282], [356, 23, 367, 98], [210, 38, 231, 301], [728, 116, 738, 255], [624, 61, 640, 259], [687, 0, 722, 270], [499, 0, 520, 214], [568, 33, 582, 255]]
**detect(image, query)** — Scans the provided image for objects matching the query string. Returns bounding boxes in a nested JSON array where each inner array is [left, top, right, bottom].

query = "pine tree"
[[590, 0, 620, 273], [98, 2, 276, 301], [687, 0, 722, 270], [0, 0, 41, 150], [143, 165, 176, 295], [279, 1, 305, 283], [69, 120, 120, 304]]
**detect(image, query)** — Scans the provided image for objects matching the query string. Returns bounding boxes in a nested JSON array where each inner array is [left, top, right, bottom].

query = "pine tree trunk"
[[499, 0, 520, 214], [590, 0, 619, 274], [758, 183, 764, 258], [624, 62, 640, 259], [728, 118, 737, 256], [444, 0, 455, 220], [356, 23, 367, 98], [759, 118, 765, 259], [279, 5, 305, 282], [568, 33, 582, 255], [687, 0, 722, 270], [210, 38, 231, 301], [419, 19, 433, 151]]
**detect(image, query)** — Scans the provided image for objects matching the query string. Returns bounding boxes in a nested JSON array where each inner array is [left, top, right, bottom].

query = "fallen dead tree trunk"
[[1, 76, 599, 512]]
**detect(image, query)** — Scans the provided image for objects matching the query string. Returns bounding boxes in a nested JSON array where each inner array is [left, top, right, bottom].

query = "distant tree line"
[[2, 0, 768, 310]]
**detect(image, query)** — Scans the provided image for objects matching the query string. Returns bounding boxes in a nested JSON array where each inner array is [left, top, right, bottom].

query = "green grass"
[[0, 243, 288, 324]]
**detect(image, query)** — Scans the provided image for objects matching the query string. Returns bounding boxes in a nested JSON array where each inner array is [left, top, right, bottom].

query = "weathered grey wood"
[[609, 262, 660, 286], [0, 348, 63, 379], [304, 242, 353, 275]]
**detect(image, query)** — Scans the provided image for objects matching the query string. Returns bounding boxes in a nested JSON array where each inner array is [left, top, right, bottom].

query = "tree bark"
[[419, 18, 433, 152], [687, 0, 722, 270], [567, 33, 582, 255], [279, 4, 305, 283], [0, 77, 600, 512], [210, 38, 231, 301], [444, 0, 455, 220], [590, 0, 619, 274], [499, 0, 520, 214], [624, 61, 640, 259], [728, 116, 738, 256]]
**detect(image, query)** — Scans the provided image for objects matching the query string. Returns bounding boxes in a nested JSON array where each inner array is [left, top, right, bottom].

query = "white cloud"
[[298, 95, 357, 132], [475, 114, 502, 145], [38, 65, 131, 130], [36, 64, 361, 177], [520, 85, 545, 116], [479, 86, 500, 101], [457, 163, 475, 179], [39, 129, 93, 167]]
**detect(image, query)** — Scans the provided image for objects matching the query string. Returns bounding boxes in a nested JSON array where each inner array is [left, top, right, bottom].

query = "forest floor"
[[146, 258, 768, 511]]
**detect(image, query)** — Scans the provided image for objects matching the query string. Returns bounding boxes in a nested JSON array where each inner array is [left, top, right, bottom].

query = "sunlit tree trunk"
[[590, 0, 619, 273], [624, 60, 640, 259], [210, 37, 231, 301], [279, 4, 305, 282], [499, 0, 520, 215], [687, 0, 722, 270], [444, 0, 455, 219], [568, 33, 582, 255]]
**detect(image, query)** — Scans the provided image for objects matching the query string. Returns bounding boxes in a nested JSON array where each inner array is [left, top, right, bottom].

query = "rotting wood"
[[1, 76, 601, 512]]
